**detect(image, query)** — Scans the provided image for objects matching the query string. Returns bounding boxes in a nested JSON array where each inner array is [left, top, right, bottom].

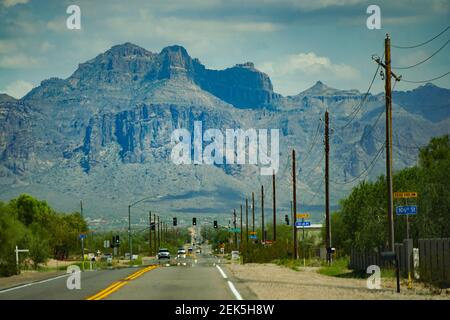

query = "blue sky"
[[0, 0, 449, 98]]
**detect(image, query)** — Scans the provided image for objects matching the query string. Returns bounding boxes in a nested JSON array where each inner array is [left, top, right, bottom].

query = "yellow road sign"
[[394, 192, 418, 199], [249, 231, 257, 235], [296, 213, 310, 219]]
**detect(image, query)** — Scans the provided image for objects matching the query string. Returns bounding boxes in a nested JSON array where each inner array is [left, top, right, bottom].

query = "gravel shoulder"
[[225, 263, 450, 300]]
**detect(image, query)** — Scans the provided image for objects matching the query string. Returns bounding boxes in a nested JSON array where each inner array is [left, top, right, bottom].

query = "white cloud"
[[2, 0, 29, 8], [3, 80, 35, 99], [259, 52, 359, 95], [0, 53, 39, 68]]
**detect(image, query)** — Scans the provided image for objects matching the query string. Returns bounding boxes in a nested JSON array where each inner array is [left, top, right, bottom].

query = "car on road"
[[177, 248, 186, 258], [101, 253, 113, 263], [158, 248, 170, 260]]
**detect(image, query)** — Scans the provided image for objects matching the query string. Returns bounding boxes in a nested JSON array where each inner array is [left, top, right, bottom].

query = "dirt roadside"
[[226, 263, 450, 300]]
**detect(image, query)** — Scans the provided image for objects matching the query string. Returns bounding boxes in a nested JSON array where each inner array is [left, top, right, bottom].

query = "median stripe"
[[86, 265, 157, 300]]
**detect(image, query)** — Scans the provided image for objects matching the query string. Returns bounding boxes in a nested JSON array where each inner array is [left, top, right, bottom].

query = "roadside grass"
[[318, 258, 352, 277], [317, 257, 398, 279]]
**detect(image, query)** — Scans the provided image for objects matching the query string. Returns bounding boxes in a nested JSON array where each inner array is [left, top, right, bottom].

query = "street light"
[[128, 196, 156, 260]]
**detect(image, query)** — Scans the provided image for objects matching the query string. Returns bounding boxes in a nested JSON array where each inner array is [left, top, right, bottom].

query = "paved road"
[[107, 253, 237, 300], [0, 245, 253, 300], [0, 267, 139, 300]]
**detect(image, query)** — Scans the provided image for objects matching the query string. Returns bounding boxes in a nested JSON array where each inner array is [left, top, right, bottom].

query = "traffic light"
[[285, 214, 290, 225], [193, 217, 197, 226], [111, 236, 116, 248], [213, 220, 218, 229], [173, 217, 177, 226], [115, 235, 120, 247]]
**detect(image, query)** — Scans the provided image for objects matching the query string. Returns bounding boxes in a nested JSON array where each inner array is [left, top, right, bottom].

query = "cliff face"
[[1, 43, 449, 218]]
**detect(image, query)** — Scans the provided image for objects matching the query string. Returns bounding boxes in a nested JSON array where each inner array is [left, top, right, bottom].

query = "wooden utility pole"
[[292, 149, 298, 259], [272, 170, 276, 241], [372, 34, 401, 252], [153, 214, 157, 253], [149, 211, 152, 254], [240, 205, 243, 247], [385, 34, 395, 252], [157, 215, 160, 248], [252, 192, 255, 233], [233, 209, 237, 250], [80, 200, 83, 218], [261, 185, 265, 243], [325, 111, 331, 264], [245, 198, 249, 244]]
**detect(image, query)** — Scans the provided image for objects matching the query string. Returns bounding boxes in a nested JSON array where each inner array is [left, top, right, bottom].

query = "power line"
[[337, 55, 382, 131], [301, 120, 322, 163], [392, 26, 449, 49], [401, 71, 450, 83], [392, 39, 449, 70], [330, 142, 385, 185], [302, 150, 324, 181]]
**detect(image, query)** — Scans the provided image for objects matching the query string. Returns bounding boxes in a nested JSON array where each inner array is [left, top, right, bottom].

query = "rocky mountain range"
[[1, 43, 449, 225]]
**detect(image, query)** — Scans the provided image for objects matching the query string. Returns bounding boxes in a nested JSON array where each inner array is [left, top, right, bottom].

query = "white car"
[[177, 248, 186, 258]]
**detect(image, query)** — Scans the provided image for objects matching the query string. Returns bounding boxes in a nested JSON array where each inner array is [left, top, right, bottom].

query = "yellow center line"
[[86, 265, 158, 300]]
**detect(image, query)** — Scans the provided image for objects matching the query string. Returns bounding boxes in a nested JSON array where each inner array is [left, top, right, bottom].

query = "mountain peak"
[[105, 42, 153, 57], [297, 81, 360, 96]]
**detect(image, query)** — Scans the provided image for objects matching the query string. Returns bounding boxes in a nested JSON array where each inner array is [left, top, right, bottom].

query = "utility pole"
[[292, 149, 298, 260], [128, 205, 132, 259], [233, 209, 237, 250], [261, 185, 265, 243], [385, 34, 395, 252], [240, 204, 243, 248], [372, 34, 401, 252], [149, 211, 152, 255], [153, 213, 157, 253], [80, 200, 83, 218], [325, 111, 331, 264], [272, 170, 276, 241], [157, 215, 160, 248], [252, 192, 255, 233], [245, 198, 249, 244]]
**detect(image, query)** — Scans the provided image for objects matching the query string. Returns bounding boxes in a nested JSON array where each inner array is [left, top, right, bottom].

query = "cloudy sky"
[[0, 0, 449, 98]]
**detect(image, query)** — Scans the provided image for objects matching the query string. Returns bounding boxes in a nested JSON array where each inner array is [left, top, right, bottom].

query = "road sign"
[[249, 235, 257, 239], [79, 234, 86, 239], [394, 192, 418, 199], [296, 213, 310, 219], [249, 231, 257, 235], [396, 205, 417, 215], [295, 221, 311, 227], [230, 228, 241, 233]]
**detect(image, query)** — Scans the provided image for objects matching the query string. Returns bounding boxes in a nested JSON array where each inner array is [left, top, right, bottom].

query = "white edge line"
[[227, 281, 243, 300], [215, 265, 228, 279], [0, 273, 69, 293]]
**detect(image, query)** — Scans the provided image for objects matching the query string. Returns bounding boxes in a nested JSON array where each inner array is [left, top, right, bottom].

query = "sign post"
[[394, 191, 418, 289], [15, 245, 29, 272]]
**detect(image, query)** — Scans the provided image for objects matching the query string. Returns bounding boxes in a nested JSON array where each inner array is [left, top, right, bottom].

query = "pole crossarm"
[[372, 55, 402, 82]]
